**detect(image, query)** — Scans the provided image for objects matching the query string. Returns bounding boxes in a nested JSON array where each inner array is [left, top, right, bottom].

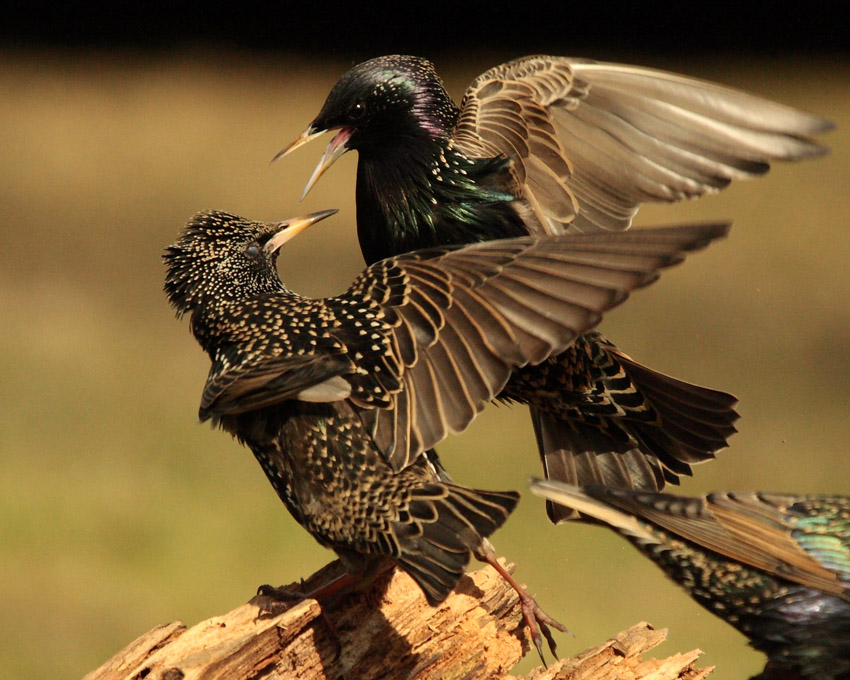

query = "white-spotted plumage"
[[164, 209, 730, 607]]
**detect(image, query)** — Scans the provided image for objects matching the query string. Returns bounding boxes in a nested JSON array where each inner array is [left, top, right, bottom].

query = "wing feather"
[[455, 55, 831, 234], [356, 223, 728, 469]]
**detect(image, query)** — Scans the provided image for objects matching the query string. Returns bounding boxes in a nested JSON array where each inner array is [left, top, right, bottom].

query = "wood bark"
[[84, 560, 712, 680]]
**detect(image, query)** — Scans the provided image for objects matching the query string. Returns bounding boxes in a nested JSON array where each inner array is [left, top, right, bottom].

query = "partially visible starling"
[[276, 55, 832, 516], [164, 209, 729, 658], [530, 480, 850, 680]]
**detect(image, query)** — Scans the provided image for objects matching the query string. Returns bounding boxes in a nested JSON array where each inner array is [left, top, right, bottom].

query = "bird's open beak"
[[299, 127, 354, 201], [265, 209, 338, 254], [271, 124, 355, 202]]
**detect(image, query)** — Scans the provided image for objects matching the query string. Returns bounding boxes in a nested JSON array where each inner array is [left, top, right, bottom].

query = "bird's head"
[[163, 209, 337, 317], [274, 55, 458, 198]]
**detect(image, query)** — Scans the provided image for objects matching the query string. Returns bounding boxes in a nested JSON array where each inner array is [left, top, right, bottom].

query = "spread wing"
[[626, 490, 850, 598], [347, 223, 728, 470], [454, 56, 832, 235], [531, 482, 850, 599], [198, 224, 728, 472]]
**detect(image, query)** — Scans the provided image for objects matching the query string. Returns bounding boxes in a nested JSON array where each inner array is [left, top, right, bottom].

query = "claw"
[[254, 578, 347, 660], [475, 540, 568, 666], [257, 583, 306, 600], [255, 583, 308, 617], [518, 591, 569, 664]]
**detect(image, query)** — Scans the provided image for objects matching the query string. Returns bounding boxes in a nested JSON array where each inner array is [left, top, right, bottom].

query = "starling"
[[164, 208, 728, 657], [530, 480, 850, 680], [275, 55, 832, 518]]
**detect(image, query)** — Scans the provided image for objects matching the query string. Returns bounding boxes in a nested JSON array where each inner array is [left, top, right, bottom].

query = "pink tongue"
[[301, 127, 354, 200]]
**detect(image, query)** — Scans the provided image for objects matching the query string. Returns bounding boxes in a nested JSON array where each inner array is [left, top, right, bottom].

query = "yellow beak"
[[270, 124, 324, 164], [272, 124, 354, 201], [299, 128, 354, 200], [264, 209, 339, 254]]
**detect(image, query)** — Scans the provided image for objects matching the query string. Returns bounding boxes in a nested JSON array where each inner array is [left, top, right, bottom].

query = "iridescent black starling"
[[276, 55, 832, 518], [530, 480, 850, 680], [164, 209, 728, 657]]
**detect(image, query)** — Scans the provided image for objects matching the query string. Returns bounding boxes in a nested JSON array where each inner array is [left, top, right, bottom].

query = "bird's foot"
[[255, 577, 350, 661], [516, 588, 568, 665], [255, 583, 309, 616], [476, 541, 569, 666]]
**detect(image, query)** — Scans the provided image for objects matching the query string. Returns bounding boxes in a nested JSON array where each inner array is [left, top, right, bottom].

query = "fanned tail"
[[531, 339, 738, 523]]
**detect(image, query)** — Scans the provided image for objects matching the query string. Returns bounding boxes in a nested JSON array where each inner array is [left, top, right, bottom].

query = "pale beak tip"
[[299, 127, 353, 201], [317, 208, 339, 221], [269, 125, 321, 166], [265, 208, 340, 253]]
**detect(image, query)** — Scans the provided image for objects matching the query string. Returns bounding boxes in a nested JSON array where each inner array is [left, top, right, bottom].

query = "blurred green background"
[[1, 49, 848, 680]]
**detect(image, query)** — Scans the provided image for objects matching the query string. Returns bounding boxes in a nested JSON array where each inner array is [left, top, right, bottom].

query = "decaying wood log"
[[84, 560, 713, 680]]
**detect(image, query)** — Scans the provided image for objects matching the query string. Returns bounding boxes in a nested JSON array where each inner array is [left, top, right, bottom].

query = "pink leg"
[[476, 540, 568, 665], [257, 570, 363, 609]]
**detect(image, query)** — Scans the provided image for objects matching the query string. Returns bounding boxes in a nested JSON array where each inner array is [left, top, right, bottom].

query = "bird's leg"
[[475, 539, 568, 666], [257, 570, 363, 613], [257, 557, 393, 617]]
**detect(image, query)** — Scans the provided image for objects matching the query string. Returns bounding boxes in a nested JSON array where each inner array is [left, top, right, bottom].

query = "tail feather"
[[616, 352, 739, 435], [617, 353, 738, 412], [528, 479, 657, 543], [533, 408, 670, 522], [530, 340, 738, 523], [395, 484, 519, 604]]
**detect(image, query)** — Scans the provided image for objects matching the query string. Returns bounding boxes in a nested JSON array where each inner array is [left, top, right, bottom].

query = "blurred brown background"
[[1, 8, 849, 679]]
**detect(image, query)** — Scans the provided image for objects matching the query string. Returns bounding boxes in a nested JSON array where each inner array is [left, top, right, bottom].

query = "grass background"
[[1, 49, 848, 679]]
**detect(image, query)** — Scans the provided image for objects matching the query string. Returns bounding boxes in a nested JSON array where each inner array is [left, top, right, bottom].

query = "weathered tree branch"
[[84, 560, 712, 680]]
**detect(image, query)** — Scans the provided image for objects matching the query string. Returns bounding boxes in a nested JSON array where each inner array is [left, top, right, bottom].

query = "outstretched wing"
[[618, 490, 849, 596], [348, 223, 729, 470], [531, 482, 850, 599], [454, 56, 832, 235]]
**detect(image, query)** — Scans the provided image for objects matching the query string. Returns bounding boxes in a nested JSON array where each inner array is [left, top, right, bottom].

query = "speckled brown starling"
[[275, 55, 831, 516], [530, 480, 850, 680], [164, 209, 728, 657]]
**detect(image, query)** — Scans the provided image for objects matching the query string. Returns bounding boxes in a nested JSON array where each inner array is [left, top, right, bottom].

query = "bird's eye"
[[245, 244, 260, 259], [349, 101, 365, 120]]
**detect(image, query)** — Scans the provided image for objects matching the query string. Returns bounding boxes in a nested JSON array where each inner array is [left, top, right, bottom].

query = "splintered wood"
[[84, 560, 712, 680]]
